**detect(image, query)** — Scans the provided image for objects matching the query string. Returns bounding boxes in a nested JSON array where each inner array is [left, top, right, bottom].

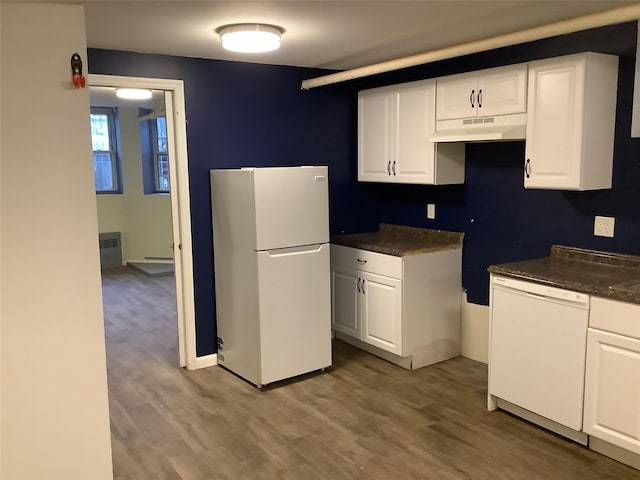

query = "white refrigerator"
[[210, 166, 332, 387]]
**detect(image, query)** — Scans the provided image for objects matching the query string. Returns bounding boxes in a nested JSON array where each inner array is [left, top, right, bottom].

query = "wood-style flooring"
[[102, 266, 638, 480]]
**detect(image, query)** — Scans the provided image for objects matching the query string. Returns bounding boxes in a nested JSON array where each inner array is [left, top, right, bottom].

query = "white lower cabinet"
[[331, 260, 402, 355], [331, 266, 360, 338], [584, 297, 640, 455], [359, 271, 402, 355], [330, 244, 461, 368]]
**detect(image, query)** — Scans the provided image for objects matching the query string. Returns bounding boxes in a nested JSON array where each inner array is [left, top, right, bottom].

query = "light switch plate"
[[427, 203, 436, 219], [594, 216, 615, 238]]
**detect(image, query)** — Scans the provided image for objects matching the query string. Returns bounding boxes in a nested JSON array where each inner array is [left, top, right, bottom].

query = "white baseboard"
[[461, 292, 489, 364], [590, 436, 640, 470], [126, 259, 174, 264], [144, 256, 174, 263], [191, 353, 218, 370]]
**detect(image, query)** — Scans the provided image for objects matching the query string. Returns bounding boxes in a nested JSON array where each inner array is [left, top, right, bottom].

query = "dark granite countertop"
[[331, 223, 464, 257], [489, 245, 640, 305]]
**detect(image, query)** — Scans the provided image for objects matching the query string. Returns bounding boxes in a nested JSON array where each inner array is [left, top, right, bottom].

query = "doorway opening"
[[89, 74, 197, 370]]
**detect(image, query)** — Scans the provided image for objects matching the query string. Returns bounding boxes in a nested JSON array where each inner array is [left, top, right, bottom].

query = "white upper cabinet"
[[358, 79, 465, 185], [436, 72, 478, 120], [395, 84, 438, 182], [359, 52, 619, 190], [524, 52, 618, 190], [358, 88, 391, 180], [436, 64, 528, 120]]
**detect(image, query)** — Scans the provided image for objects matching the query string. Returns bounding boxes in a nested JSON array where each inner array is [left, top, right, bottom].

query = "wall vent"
[[99, 232, 122, 269]]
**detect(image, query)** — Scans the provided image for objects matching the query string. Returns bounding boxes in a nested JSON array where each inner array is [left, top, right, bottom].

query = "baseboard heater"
[[99, 232, 122, 269]]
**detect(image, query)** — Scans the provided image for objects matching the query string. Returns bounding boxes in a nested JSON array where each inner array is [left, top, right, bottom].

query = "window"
[[152, 116, 170, 192], [90, 107, 120, 193], [140, 112, 171, 194]]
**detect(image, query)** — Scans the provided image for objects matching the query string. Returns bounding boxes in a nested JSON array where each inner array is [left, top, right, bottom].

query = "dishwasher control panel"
[[492, 275, 589, 308]]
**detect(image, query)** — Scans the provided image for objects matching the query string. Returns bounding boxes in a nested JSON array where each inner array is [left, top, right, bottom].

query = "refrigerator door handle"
[[262, 244, 325, 257]]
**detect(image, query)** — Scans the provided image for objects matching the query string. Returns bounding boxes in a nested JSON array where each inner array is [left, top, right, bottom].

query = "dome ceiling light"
[[116, 88, 153, 100], [217, 23, 283, 53]]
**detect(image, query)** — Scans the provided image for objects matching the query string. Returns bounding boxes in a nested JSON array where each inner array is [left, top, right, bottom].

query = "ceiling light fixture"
[[218, 23, 283, 53], [116, 88, 153, 100]]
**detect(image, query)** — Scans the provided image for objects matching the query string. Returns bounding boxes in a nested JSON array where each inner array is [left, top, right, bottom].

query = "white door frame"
[[89, 74, 198, 370]]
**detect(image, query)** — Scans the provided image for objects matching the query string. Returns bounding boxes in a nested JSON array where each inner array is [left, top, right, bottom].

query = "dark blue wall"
[[88, 50, 378, 356], [89, 20, 640, 356]]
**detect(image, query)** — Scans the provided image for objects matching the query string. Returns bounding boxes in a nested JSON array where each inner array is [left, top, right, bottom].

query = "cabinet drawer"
[[331, 244, 402, 279], [590, 297, 640, 340]]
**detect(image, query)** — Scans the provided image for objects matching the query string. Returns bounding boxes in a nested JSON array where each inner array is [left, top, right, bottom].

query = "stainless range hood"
[[429, 113, 526, 143]]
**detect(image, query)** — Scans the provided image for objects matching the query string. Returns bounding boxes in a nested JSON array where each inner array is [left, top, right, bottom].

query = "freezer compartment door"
[[253, 166, 329, 250], [257, 243, 332, 385]]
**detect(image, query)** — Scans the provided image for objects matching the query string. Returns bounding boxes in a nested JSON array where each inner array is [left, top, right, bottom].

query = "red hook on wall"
[[71, 52, 86, 88]]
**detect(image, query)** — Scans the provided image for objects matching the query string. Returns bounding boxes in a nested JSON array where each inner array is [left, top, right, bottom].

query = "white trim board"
[[194, 353, 219, 370], [89, 74, 198, 371], [461, 292, 490, 364]]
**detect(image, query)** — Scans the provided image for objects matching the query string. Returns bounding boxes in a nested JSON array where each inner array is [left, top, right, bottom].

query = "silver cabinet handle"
[[470, 89, 475, 108], [525, 158, 531, 178], [387, 161, 391, 175], [478, 89, 482, 108], [357, 278, 362, 293], [361, 279, 365, 294], [356, 258, 367, 264], [392, 161, 396, 175]]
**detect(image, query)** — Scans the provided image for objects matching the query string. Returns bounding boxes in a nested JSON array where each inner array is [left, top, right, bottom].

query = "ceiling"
[[83, 1, 640, 72]]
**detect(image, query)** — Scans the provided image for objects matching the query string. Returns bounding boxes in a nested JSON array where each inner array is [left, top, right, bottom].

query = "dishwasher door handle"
[[526, 292, 547, 301]]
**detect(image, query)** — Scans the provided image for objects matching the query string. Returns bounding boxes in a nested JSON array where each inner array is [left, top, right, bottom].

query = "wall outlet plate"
[[594, 216, 615, 238], [427, 203, 436, 219]]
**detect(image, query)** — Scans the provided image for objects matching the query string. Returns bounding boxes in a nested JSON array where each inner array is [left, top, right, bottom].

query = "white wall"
[[461, 293, 490, 364], [96, 195, 125, 233], [96, 107, 173, 263], [1, 3, 113, 479]]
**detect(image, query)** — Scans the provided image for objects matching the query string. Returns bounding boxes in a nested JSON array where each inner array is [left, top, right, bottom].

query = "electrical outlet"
[[594, 216, 615, 238], [427, 203, 436, 219]]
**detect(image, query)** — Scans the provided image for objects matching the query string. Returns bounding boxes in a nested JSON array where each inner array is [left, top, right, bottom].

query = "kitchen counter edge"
[[331, 224, 463, 257], [489, 245, 640, 305]]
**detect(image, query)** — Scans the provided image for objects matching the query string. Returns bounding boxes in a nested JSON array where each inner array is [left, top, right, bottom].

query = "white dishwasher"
[[488, 275, 589, 443]]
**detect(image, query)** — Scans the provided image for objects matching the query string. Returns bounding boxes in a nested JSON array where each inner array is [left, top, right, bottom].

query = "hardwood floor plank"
[[102, 267, 640, 479]]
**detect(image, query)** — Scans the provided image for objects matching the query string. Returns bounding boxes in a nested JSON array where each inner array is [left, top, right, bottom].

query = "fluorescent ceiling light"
[[218, 23, 283, 53], [116, 88, 153, 100]]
